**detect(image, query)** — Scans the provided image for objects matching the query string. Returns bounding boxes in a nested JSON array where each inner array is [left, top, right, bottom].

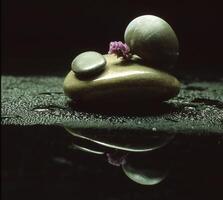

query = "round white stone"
[[124, 15, 179, 69]]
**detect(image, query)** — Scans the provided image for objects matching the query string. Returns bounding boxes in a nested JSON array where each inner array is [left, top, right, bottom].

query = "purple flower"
[[108, 41, 132, 59]]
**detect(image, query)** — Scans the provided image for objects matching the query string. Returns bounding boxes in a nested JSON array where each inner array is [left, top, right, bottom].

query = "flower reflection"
[[64, 125, 174, 185]]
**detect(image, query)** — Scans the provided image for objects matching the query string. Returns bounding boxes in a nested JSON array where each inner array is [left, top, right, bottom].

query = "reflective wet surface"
[[2, 125, 223, 200]]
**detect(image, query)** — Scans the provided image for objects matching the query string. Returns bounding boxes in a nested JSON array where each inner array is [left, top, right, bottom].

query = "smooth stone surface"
[[71, 51, 106, 77], [64, 54, 180, 103], [124, 15, 179, 69]]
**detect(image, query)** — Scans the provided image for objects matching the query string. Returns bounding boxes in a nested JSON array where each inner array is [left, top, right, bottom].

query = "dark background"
[[1, 0, 223, 75]]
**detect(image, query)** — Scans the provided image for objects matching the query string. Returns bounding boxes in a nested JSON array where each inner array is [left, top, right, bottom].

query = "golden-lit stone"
[[63, 54, 180, 103]]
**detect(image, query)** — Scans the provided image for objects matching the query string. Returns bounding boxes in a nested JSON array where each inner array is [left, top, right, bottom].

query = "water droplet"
[[152, 127, 157, 131], [1, 115, 21, 119], [33, 108, 50, 112], [185, 107, 195, 111], [38, 92, 63, 95], [53, 111, 60, 116], [32, 105, 66, 113]]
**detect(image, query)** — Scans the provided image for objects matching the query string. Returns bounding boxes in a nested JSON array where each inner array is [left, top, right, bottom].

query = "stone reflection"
[[70, 143, 104, 155], [65, 126, 175, 152], [122, 153, 169, 185], [64, 125, 174, 185]]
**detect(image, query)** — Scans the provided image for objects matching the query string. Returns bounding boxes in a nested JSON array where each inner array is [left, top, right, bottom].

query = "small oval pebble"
[[64, 54, 180, 103], [71, 51, 106, 77]]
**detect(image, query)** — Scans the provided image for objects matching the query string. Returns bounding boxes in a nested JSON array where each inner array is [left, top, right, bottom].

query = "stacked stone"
[[64, 15, 181, 104]]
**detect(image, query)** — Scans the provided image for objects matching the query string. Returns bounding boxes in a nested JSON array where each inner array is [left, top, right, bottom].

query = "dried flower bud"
[[108, 41, 132, 59]]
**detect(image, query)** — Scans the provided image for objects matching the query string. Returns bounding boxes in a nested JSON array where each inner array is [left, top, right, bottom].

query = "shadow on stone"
[[74, 68, 106, 80]]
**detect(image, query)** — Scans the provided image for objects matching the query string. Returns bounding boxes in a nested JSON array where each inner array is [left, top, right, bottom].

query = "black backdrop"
[[1, 0, 223, 75]]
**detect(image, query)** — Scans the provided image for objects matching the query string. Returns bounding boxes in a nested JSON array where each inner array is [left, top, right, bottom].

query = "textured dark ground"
[[1, 74, 223, 135]]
